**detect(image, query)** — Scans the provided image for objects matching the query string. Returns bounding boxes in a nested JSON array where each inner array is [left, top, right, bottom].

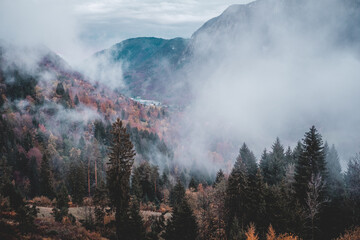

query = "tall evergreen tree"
[[0, 156, 38, 234], [163, 197, 198, 240], [324, 144, 343, 198], [321, 143, 346, 239], [52, 184, 70, 222], [55, 82, 65, 95], [39, 154, 54, 199], [264, 138, 286, 185], [344, 153, 360, 226], [74, 94, 80, 105], [285, 146, 295, 165], [78, 136, 86, 150], [293, 141, 303, 165], [188, 177, 198, 191], [131, 162, 155, 202], [239, 143, 258, 178], [248, 169, 267, 235], [229, 216, 243, 240], [294, 126, 326, 205], [107, 118, 136, 239], [147, 214, 166, 240], [131, 167, 143, 201], [28, 156, 40, 198], [225, 156, 249, 236], [260, 149, 269, 180], [123, 198, 146, 240], [67, 161, 86, 205], [213, 169, 225, 187], [170, 181, 186, 207], [93, 181, 109, 228]]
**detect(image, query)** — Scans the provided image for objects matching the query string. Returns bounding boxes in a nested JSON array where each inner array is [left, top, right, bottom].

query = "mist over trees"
[[1, 0, 360, 239], [1, 86, 360, 239]]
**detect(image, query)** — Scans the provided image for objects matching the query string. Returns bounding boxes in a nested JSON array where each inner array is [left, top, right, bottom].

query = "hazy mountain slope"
[[190, 0, 360, 59], [90, 0, 360, 107], [177, 0, 360, 165], [91, 37, 189, 103], [0, 42, 173, 166]]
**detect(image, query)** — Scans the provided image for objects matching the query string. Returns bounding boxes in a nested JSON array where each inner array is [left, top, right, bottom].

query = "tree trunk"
[[88, 159, 90, 197], [95, 157, 97, 188]]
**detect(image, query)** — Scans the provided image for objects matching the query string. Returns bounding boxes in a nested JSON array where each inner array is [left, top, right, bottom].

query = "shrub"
[[33, 196, 52, 207], [336, 226, 360, 240]]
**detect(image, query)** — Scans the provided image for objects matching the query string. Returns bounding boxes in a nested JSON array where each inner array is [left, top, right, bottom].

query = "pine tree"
[[324, 144, 343, 198], [170, 181, 186, 207], [188, 177, 198, 191], [93, 181, 109, 227], [131, 166, 143, 201], [68, 161, 86, 205], [344, 153, 360, 226], [248, 169, 267, 234], [292, 141, 303, 165], [150, 165, 160, 202], [147, 214, 166, 240], [294, 126, 326, 205], [320, 143, 346, 239], [16, 205, 38, 233], [229, 216, 243, 240], [23, 132, 33, 151], [55, 82, 65, 95], [123, 198, 146, 240], [52, 184, 69, 222], [74, 94, 80, 105], [245, 223, 259, 240], [240, 143, 258, 178], [0, 158, 37, 233], [131, 161, 155, 202], [62, 89, 72, 107], [212, 174, 227, 239], [163, 198, 198, 240], [263, 138, 286, 185], [213, 169, 225, 187], [28, 156, 40, 198], [161, 168, 171, 190], [285, 147, 294, 165], [260, 149, 270, 182], [0, 156, 12, 213], [40, 154, 54, 199], [107, 118, 136, 239], [266, 224, 276, 240], [78, 136, 86, 150], [225, 156, 249, 236]]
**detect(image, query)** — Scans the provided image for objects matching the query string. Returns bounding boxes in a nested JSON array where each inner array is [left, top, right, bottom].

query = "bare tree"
[[305, 174, 327, 240]]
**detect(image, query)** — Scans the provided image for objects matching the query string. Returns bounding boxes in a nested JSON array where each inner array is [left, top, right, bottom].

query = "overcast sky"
[[0, 0, 252, 63]]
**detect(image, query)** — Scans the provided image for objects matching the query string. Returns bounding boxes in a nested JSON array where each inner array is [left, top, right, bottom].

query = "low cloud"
[[175, 0, 360, 171], [0, 0, 253, 62]]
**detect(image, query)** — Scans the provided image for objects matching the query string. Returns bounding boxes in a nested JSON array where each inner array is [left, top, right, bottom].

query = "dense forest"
[[1, 97, 360, 240]]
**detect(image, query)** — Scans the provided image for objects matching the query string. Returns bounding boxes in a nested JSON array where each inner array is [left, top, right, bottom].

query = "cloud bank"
[[0, 0, 253, 62], [175, 0, 360, 171]]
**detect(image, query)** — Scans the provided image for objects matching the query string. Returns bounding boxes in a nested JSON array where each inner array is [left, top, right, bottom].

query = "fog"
[[0, 0, 251, 63], [0, 0, 90, 65], [175, 0, 360, 171]]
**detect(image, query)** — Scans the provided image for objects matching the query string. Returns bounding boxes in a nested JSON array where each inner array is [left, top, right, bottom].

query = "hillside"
[[0, 41, 176, 184], [90, 37, 189, 104]]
